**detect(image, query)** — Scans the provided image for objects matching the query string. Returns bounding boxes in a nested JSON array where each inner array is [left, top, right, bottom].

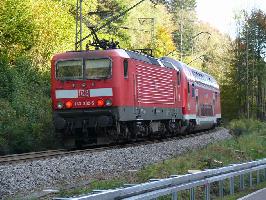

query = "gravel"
[[0, 128, 231, 199]]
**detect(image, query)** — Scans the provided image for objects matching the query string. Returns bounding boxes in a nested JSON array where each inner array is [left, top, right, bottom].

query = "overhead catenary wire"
[[75, 0, 147, 49]]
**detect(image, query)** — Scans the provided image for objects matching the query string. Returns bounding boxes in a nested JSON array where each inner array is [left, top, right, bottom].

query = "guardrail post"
[[190, 188, 195, 200], [172, 191, 178, 200], [264, 168, 266, 181], [205, 183, 210, 200], [249, 172, 253, 187], [230, 176, 234, 195], [240, 174, 244, 190], [149, 179, 159, 200], [257, 170, 260, 184], [219, 180, 223, 198]]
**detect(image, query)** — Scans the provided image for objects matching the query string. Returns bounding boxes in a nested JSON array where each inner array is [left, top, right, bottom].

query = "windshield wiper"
[[58, 78, 83, 81]]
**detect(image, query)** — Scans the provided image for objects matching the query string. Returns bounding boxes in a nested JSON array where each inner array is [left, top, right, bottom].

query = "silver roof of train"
[[160, 57, 219, 89]]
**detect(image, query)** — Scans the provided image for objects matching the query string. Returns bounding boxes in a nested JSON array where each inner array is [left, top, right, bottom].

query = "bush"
[[229, 118, 266, 137], [0, 54, 57, 154], [0, 99, 17, 154]]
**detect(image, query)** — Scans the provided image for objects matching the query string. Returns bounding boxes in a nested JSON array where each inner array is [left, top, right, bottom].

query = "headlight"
[[65, 101, 73, 109], [97, 99, 105, 107], [57, 102, 63, 109], [105, 99, 112, 106]]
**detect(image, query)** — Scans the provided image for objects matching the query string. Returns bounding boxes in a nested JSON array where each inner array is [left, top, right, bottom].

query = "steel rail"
[[0, 128, 223, 165], [0, 149, 67, 164]]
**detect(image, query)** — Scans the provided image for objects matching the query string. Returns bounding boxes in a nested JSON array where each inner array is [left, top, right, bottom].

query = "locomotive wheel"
[[166, 120, 178, 136], [127, 122, 136, 140], [57, 129, 76, 149], [186, 120, 196, 134], [75, 128, 84, 148], [87, 128, 97, 144], [63, 137, 76, 149], [118, 123, 131, 142]]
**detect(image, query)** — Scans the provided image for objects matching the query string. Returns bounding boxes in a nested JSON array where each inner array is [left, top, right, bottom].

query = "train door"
[[176, 70, 182, 104], [212, 92, 215, 116], [189, 83, 197, 115], [196, 88, 199, 116]]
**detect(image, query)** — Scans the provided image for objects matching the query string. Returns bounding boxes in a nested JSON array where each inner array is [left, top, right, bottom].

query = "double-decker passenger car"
[[51, 49, 221, 147], [160, 57, 221, 131]]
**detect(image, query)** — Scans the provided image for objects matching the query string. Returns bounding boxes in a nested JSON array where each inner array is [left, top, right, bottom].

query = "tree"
[[0, 0, 34, 58], [233, 9, 266, 120], [30, 0, 76, 71], [167, 0, 197, 60], [122, 0, 175, 55], [153, 26, 176, 57]]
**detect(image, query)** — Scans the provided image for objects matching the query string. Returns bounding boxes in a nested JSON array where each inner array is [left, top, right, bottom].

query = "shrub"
[[0, 54, 57, 154], [228, 118, 266, 137]]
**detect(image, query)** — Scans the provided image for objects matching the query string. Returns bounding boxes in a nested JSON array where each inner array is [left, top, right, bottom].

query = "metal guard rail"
[[55, 158, 266, 200]]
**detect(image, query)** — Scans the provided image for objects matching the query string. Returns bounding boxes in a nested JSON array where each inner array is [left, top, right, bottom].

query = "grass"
[[222, 181, 266, 200], [57, 119, 266, 199]]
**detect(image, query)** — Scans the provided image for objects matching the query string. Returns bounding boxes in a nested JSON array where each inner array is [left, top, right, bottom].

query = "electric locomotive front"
[[51, 49, 184, 147], [51, 49, 129, 146]]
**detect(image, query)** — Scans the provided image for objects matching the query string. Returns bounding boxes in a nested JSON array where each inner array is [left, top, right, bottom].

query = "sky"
[[196, 0, 266, 38]]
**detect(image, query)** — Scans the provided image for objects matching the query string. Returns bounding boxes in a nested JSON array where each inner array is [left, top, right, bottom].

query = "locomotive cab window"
[[85, 58, 111, 79], [56, 60, 83, 80], [177, 71, 181, 85], [192, 83, 195, 97]]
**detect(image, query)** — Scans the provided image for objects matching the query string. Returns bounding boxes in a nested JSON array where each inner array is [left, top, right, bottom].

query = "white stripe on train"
[[183, 114, 221, 125], [55, 88, 113, 99]]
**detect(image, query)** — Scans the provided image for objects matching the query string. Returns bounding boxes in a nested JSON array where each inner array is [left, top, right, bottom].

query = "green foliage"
[[74, 0, 128, 50], [153, 26, 176, 57], [30, 0, 76, 70], [232, 9, 266, 119], [223, 181, 266, 200], [229, 118, 266, 136], [192, 23, 232, 79], [0, 52, 13, 99], [0, 0, 35, 57], [58, 179, 126, 197], [0, 99, 16, 153], [0, 0, 134, 154], [0, 53, 55, 154], [169, 0, 196, 10], [122, 0, 175, 53], [170, 0, 197, 58]]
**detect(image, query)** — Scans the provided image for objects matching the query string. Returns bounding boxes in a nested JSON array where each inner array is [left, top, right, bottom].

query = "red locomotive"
[[51, 49, 221, 147]]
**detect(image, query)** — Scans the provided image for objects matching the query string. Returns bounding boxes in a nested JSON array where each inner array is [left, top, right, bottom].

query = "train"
[[51, 49, 221, 148]]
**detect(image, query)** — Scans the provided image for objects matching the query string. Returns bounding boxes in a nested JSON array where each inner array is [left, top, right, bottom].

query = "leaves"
[[153, 26, 176, 57], [30, 0, 76, 70], [0, 0, 34, 57], [232, 9, 266, 119]]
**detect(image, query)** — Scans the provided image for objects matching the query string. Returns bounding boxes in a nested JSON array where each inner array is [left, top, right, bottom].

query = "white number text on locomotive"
[[74, 101, 95, 106]]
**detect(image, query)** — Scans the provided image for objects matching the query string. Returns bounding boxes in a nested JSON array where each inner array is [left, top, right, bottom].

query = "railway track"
[[0, 149, 67, 164], [0, 128, 222, 165], [0, 146, 116, 164]]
